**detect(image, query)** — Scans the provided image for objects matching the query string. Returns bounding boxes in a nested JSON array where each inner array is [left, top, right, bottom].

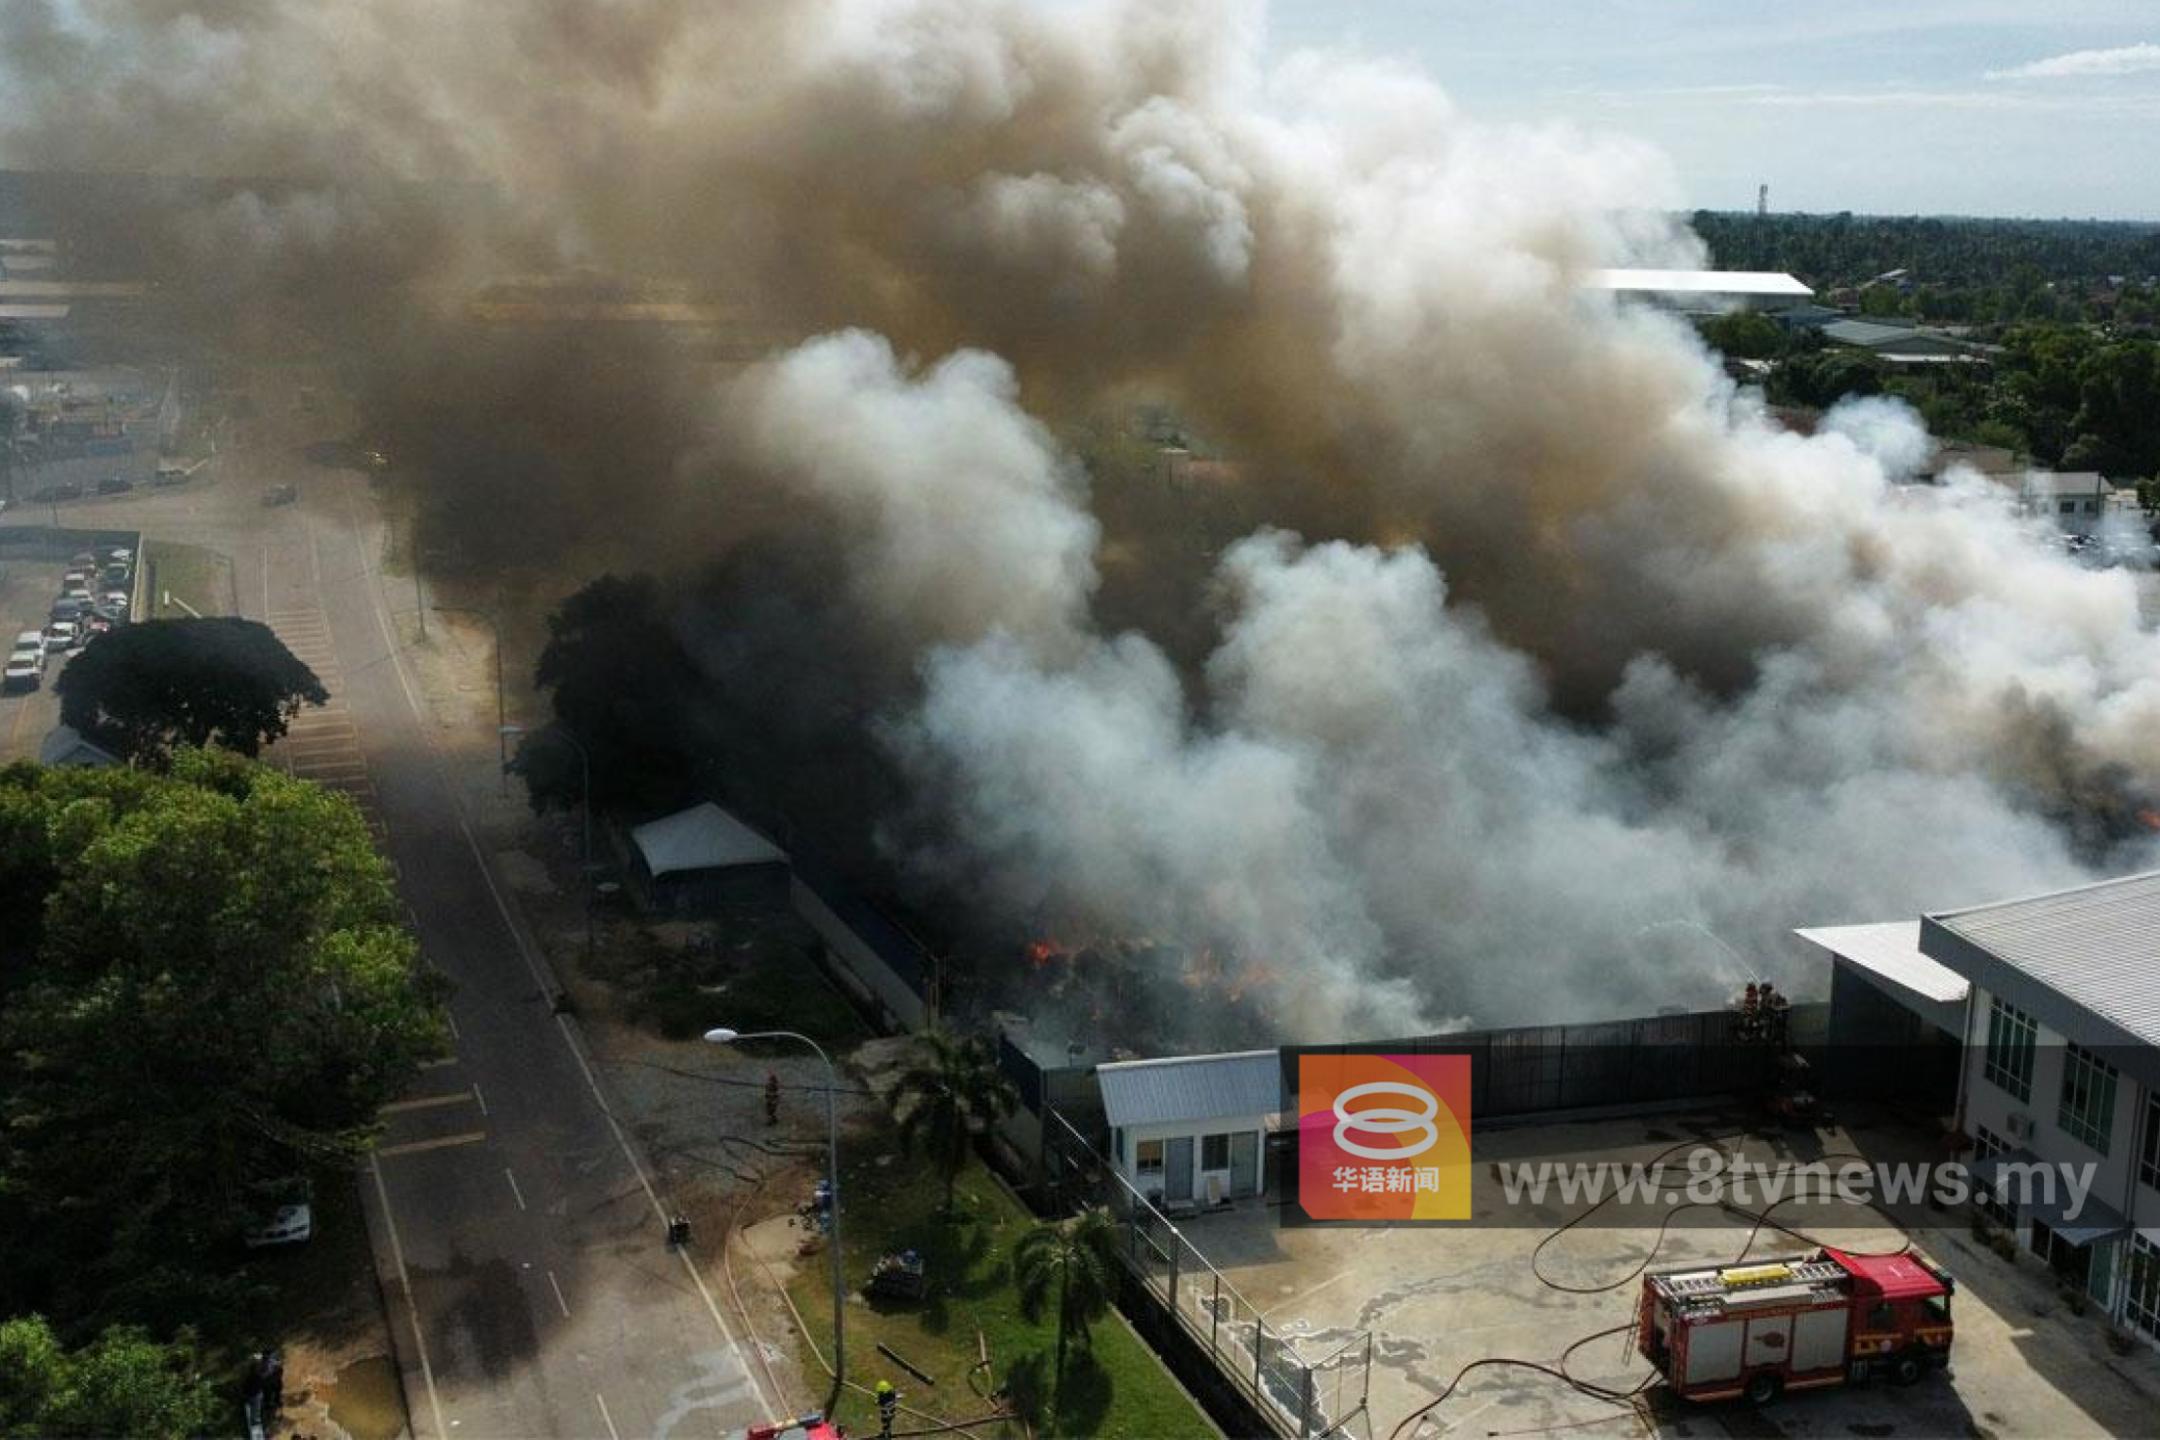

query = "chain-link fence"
[[1046, 1110, 1371, 1437]]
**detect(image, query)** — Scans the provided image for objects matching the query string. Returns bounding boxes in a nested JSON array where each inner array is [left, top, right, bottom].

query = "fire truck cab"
[[1638, 1248, 1953, 1405]]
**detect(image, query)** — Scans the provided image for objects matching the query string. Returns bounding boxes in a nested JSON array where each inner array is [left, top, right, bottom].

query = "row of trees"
[[1694, 211, 2160, 327], [0, 751, 446, 1431], [1698, 318, 2160, 482]]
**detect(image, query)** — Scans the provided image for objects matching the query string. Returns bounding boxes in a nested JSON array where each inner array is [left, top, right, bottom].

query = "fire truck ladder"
[[1666, 1259, 1845, 1299]]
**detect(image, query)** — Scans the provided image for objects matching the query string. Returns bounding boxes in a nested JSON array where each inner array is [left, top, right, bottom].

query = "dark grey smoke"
[[7, 0, 2158, 1037]]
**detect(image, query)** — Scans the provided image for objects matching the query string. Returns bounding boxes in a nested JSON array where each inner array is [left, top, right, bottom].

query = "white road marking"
[[548, 1269, 570, 1318], [370, 1155, 450, 1440], [445, 1009, 460, 1040], [381, 1092, 474, 1115], [594, 1393, 621, 1440], [346, 496, 778, 1424], [377, 1130, 487, 1158], [418, 1056, 458, 1070], [472, 1083, 488, 1117], [504, 1166, 526, 1212]]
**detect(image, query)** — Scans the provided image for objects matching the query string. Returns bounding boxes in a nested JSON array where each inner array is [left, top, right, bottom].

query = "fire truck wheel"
[[1892, 1353, 1924, 1386], [1744, 1371, 1783, 1406]]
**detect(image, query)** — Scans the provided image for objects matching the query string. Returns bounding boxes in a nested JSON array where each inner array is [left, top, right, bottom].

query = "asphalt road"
[[2, 382, 777, 1439]]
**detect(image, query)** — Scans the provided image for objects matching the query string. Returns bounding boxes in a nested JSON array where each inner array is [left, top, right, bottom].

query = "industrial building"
[[626, 800, 789, 913], [1586, 268, 1813, 315], [1805, 868, 2160, 1345]]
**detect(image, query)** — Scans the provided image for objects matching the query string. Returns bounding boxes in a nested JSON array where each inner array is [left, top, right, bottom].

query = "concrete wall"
[[789, 872, 930, 1032]]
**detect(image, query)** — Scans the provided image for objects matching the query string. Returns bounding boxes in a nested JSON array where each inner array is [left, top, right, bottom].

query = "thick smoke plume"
[[9, 0, 2160, 1038]]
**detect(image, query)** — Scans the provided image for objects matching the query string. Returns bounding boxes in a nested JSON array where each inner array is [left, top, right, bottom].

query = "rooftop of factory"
[[1096, 1048, 1280, 1129], [1585, 267, 1812, 298], [1922, 867, 2160, 1049]]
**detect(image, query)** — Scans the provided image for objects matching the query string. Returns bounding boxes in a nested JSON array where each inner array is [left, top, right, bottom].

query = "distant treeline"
[[1693, 211, 2160, 327]]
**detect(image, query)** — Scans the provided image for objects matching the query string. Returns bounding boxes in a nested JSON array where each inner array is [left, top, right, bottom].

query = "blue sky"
[[1266, 1, 2160, 219]]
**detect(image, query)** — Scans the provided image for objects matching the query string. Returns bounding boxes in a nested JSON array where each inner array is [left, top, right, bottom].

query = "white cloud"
[[1988, 42, 2160, 79]]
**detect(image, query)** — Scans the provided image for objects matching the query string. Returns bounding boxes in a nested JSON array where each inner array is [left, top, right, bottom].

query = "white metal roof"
[[1098, 1049, 1280, 1130], [630, 802, 787, 878], [1925, 869, 2160, 1047], [1794, 920, 1968, 1003], [1585, 268, 1812, 298]]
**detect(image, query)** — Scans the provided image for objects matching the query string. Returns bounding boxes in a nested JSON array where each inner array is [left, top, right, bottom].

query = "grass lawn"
[[786, 1154, 1215, 1439], [140, 539, 230, 618]]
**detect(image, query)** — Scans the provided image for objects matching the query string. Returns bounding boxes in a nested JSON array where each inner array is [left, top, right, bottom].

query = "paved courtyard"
[[1158, 1106, 2160, 1438]]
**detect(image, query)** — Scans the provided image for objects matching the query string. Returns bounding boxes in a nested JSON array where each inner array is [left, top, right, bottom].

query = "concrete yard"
[[1163, 1106, 2160, 1438]]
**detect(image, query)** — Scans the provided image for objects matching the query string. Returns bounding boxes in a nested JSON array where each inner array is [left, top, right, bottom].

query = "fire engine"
[[1638, 1248, 1954, 1405]]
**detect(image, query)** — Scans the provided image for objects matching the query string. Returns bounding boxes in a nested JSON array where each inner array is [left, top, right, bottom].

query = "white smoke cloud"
[[724, 329, 1100, 659], [13, 0, 2160, 1038]]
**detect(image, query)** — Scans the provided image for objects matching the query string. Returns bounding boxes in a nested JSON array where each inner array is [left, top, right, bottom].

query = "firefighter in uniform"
[[874, 1379, 899, 1439]]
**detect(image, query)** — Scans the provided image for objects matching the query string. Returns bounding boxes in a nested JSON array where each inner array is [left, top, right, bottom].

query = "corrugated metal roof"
[[1097, 1049, 1280, 1129], [1795, 920, 1968, 1003], [630, 801, 787, 877], [1586, 268, 1812, 297], [1926, 869, 2160, 1046]]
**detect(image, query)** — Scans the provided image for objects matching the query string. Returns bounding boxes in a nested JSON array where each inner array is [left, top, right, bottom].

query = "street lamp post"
[[706, 1027, 845, 1415], [436, 605, 506, 793], [501, 722, 594, 961]]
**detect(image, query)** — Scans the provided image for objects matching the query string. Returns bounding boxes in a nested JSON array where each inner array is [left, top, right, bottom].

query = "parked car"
[[241, 1202, 313, 1249], [62, 570, 89, 590], [6, 643, 42, 676], [262, 483, 298, 506], [96, 475, 134, 495], [2, 655, 39, 693], [152, 462, 189, 487], [49, 598, 85, 623], [70, 552, 97, 569], [43, 621, 79, 652], [29, 481, 83, 503], [60, 586, 92, 605], [13, 630, 46, 656], [102, 590, 130, 612], [88, 603, 127, 625], [101, 565, 129, 588]]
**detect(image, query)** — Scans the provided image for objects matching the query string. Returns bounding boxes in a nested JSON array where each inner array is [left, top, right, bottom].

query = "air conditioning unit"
[[2006, 1112, 2035, 1142]]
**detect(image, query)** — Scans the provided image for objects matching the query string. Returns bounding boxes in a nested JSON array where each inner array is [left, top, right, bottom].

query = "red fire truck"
[[1638, 1248, 1954, 1405]]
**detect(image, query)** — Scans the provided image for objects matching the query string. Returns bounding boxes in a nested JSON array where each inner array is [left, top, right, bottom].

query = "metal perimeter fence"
[[1044, 1109, 1372, 1438]]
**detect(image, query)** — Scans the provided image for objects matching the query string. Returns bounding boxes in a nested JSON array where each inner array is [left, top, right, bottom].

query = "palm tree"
[[1014, 1208, 1121, 1398], [890, 1028, 1017, 1213]]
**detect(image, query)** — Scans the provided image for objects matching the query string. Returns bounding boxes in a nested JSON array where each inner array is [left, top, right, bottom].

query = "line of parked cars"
[[3, 545, 135, 694]]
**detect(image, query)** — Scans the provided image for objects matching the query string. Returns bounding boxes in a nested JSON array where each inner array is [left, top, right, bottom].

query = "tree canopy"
[[0, 751, 446, 1333], [891, 1029, 1018, 1214], [55, 618, 328, 763], [0, 1316, 220, 1440], [523, 573, 708, 813]]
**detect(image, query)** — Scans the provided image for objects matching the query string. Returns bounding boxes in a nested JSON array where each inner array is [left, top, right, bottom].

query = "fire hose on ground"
[[1384, 1133, 1922, 1440]]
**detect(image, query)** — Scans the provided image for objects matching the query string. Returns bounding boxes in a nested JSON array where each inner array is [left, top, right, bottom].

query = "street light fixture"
[[706, 1027, 845, 1414]]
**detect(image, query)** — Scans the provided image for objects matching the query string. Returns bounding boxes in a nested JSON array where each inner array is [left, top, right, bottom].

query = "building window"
[[1983, 997, 2036, 1102], [1201, 1133, 1231, 1171], [1135, 1139, 1164, 1178], [2058, 1043, 2118, 1153], [1971, 1123, 2015, 1226], [2143, 1095, 2160, 1192], [2085, 499, 2101, 514], [2060, 499, 2077, 514], [2128, 1234, 2160, 1340]]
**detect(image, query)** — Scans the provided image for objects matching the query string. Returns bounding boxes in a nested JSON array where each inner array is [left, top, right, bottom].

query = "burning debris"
[[8, 0, 2160, 1041]]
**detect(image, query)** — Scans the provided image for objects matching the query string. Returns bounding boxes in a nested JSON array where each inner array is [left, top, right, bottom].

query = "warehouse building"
[[1586, 268, 1813, 315]]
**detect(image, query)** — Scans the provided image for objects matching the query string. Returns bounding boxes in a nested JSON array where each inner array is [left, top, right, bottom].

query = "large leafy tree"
[[55, 618, 328, 763], [1013, 1208, 1121, 1399], [890, 1029, 1017, 1214], [0, 1316, 220, 1440], [523, 573, 707, 813], [0, 751, 447, 1329]]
